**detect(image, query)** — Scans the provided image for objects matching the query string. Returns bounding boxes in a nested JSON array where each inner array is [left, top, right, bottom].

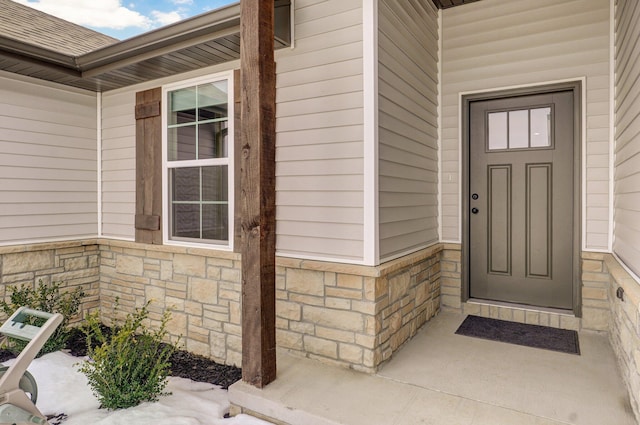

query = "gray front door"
[[469, 91, 574, 309]]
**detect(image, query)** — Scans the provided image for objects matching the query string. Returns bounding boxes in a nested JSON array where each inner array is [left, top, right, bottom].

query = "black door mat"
[[455, 315, 580, 355]]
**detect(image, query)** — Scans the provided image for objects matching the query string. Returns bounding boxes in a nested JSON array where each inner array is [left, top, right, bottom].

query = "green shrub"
[[79, 301, 178, 409], [0, 280, 85, 355]]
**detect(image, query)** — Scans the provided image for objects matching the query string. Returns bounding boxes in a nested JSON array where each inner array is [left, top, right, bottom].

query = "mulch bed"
[[1, 328, 242, 390]]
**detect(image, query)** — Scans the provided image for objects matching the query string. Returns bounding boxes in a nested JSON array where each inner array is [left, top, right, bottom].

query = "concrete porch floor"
[[229, 312, 637, 425]]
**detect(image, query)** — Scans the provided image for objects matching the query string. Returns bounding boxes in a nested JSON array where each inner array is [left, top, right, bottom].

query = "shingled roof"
[[0, 0, 290, 91], [0, 0, 118, 56]]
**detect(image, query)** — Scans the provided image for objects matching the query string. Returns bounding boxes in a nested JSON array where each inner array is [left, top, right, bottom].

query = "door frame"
[[461, 81, 583, 316]]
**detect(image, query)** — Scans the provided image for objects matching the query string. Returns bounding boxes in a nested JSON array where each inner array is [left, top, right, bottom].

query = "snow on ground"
[[4, 351, 273, 425]]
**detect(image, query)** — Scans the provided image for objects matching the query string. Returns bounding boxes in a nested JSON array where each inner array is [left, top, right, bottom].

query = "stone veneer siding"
[[0, 240, 100, 323], [276, 245, 442, 372], [99, 239, 244, 366], [5, 236, 640, 419], [581, 252, 611, 331], [440, 244, 462, 310], [101, 241, 443, 371], [605, 254, 640, 420], [441, 244, 610, 332], [0, 239, 440, 371]]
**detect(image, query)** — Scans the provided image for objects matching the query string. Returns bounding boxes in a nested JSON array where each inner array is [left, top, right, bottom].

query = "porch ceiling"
[[0, 0, 476, 93], [432, 0, 482, 8], [0, 1, 290, 92]]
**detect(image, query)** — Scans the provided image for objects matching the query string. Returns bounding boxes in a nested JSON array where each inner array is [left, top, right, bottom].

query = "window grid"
[[163, 74, 233, 248], [487, 106, 552, 151]]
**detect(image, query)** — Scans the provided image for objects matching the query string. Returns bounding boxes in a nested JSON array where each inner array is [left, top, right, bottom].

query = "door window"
[[487, 107, 552, 151]]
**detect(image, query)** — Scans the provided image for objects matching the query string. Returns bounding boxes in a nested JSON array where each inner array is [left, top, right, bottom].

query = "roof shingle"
[[0, 0, 118, 56]]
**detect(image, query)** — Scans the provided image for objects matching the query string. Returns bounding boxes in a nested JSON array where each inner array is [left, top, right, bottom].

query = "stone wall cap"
[[377, 244, 443, 276], [98, 238, 241, 260], [0, 238, 98, 254], [441, 243, 461, 251], [581, 251, 607, 260], [6, 239, 443, 277], [276, 244, 443, 277]]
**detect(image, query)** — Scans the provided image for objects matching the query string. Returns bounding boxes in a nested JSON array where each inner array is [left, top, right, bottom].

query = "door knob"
[[471, 208, 479, 214]]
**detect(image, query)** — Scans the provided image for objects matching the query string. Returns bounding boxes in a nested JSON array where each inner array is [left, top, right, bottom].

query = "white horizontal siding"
[[0, 72, 97, 245], [441, 0, 611, 249], [98, 0, 366, 262], [275, 0, 365, 262], [100, 53, 241, 241], [377, 0, 439, 260], [100, 91, 136, 240], [613, 0, 640, 276]]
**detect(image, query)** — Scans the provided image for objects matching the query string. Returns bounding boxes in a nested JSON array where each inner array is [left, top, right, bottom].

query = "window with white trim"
[[163, 73, 234, 248]]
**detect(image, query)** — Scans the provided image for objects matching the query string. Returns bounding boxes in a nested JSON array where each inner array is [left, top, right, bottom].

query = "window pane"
[[203, 204, 229, 241], [173, 204, 200, 239], [198, 121, 228, 159], [198, 81, 228, 121], [168, 126, 197, 161], [509, 110, 529, 148], [172, 167, 200, 202], [166, 78, 230, 246], [202, 166, 228, 202], [169, 87, 197, 125], [169, 166, 229, 242], [488, 112, 508, 150], [530, 107, 551, 147]]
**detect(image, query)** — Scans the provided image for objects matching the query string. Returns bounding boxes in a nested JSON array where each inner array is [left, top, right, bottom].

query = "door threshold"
[[466, 298, 575, 316], [463, 299, 580, 330]]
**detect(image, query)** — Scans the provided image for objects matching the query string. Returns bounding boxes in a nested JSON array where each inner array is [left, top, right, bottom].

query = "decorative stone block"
[[326, 286, 362, 300], [277, 330, 303, 350], [145, 285, 166, 304], [583, 286, 608, 300], [582, 259, 603, 272], [221, 267, 240, 283], [173, 254, 206, 278], [582, 307, 610, 331], [190, 277, 218, 304], [186, 339, 211, 358], [3, 251, 54, 274], [276, 300, 302, 321], [560, 315, 580, 331], [286, 268, 325, 296], [316, 326, 355, 343], [304, 335, 337, 359], [325, 297, 352, 310], [303, 306, 364, 332], [337, 274, 363, 290], [525, 310, 540, 325], [167, 312, 187, 336], [115, 255, 144, 276], [339, 343, 363, 364], [388, 272, 411, 304]]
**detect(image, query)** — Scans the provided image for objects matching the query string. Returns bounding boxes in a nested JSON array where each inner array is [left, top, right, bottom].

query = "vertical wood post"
[[240, 0, 277, 388]]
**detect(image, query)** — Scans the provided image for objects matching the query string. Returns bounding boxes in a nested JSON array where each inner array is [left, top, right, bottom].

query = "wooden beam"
[[240, 0, 277, 388]]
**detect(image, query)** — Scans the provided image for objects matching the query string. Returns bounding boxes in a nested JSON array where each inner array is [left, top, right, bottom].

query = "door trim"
[[461, 81, 582, 316]]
